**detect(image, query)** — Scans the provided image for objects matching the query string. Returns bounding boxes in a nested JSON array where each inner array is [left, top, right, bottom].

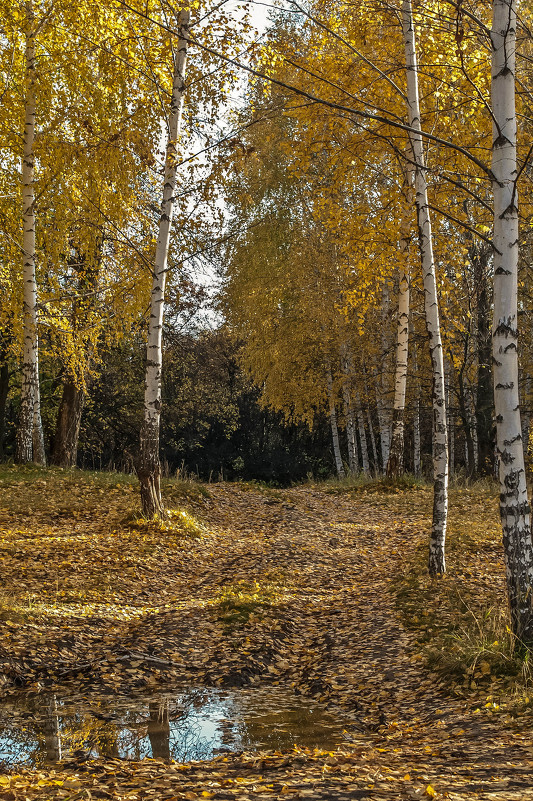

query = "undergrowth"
[[393, 480, 533, 713], [319, 472, 426, 494]]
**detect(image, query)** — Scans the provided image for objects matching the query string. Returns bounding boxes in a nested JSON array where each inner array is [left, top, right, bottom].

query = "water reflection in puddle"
[[0, 687, 346, 768]]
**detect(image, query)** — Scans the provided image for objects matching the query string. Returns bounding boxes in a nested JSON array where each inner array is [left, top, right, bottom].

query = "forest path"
[[1, 479, 532, 799], [197, 483, 533, 800]]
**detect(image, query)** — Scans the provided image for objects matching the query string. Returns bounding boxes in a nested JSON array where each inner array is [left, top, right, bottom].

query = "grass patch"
[[393, 480, 533, 710], [320, 472, 426, 495], [124, 508, 207, 538], [214, 579, 282, 629], [236, 481, 286, 501]]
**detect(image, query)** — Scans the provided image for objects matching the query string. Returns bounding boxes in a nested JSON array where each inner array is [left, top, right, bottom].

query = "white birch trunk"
[[356, 394, 370, 476], [471, 386, 479, 469], [412, 325, 421, 477], [387, 165, 413, 478], [491, 0, 533, 641], [447, 378, 455, 478], [403, 0, 448, 574], [138, 11, 189, 518], [16, 3, 45, 466], [327, 366, 345, 479], [414, 396, 421, 477], [342, 378, 358, 474], [376, 285, 391, 469], [375, 382, 389, 471]]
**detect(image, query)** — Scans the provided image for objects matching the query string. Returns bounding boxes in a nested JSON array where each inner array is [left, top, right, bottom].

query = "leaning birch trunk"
[[138, 11, 189, 518], [386, 165, 413, 478], [491, 0, 533, 642], [402, 0, 448, 574], [16, 3, 45, 466], [327, 366, 345, 479]]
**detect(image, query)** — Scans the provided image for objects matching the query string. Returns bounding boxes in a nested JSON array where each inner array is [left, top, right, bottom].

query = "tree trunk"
[[446, 365, 455, 478], [491, 0, 533, 643], [137, 11, 189, 518], [341, 378, 358, 474], [376, 284, 391, 470], [366, 407, 378, 471], [474, 246, 494, 474], [412, 328, 421, 477], [356, 394, 370, 476], [387, 166, 412, 478], [16, 3, 45, 466], [402, 0, 448, 575], [0, 351, 9, 461], [50, 379, 86, 467], [327, 366, 345, 479]]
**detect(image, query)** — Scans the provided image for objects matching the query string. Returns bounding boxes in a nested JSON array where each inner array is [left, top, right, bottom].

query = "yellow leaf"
[[425, 785, 438, 798], [0, 777, 9, 786], [201, 793, 215, 799]]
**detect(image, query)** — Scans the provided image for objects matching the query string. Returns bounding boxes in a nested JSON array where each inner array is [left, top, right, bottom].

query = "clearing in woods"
[[0, 467, 532, 799]]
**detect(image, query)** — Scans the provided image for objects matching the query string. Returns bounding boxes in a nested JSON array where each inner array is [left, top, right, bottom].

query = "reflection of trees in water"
[[0, 690, 224, 766], [42, 695, 62, 762], [148, 701, 170, 760], [0, 687, 342, 768]]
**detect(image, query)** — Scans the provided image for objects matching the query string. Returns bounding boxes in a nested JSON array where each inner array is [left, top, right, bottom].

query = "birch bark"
[[356, 394, 370, 476], [402, 0, 448, 574], [16, 2, 45, 466], [341, 377, 358, 473], [491, 0, 533, 641], [327, 365, 345, 478], [376, 285, 391, 469], [386, 165, 413, 478], [138, 11, 189, 518], [412, 325, 421, 477]]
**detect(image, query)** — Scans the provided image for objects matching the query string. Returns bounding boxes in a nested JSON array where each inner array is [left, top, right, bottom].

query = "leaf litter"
[[0, 468, 533, 798]]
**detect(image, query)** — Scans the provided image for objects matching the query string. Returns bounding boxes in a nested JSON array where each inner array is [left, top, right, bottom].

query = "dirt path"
[[1, 480, 533, 799]]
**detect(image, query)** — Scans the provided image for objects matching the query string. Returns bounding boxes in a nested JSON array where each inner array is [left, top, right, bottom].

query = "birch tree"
[[491, 0, 533, 641], [402, 0, 448, 574], [326, 365, 345, 478], [386, 156, 414, 478], [16, 1, 45, 465], [137, 10, 190, 519]]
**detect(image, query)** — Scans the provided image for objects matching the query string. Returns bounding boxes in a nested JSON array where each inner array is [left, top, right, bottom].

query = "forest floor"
[[0, 466, 533, 799]]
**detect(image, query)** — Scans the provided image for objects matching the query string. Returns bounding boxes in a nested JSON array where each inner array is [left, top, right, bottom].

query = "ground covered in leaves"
[[1, 466, 533, 799]]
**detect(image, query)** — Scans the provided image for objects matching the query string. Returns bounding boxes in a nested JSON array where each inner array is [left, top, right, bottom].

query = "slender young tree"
[[138, 9, 190, 518], [402, 0, 448, 574], [16, 1, 45, 465], [491, 0, 533, 642], [387, 163, 413, 478], [326, 364, 345, 478], [341, 360, 358, 474]]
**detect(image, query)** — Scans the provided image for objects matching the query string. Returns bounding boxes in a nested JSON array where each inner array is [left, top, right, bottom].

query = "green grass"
[[214, 579, 283, 629], [318, 472, 427, 495], [392, 479, 533, 710]]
